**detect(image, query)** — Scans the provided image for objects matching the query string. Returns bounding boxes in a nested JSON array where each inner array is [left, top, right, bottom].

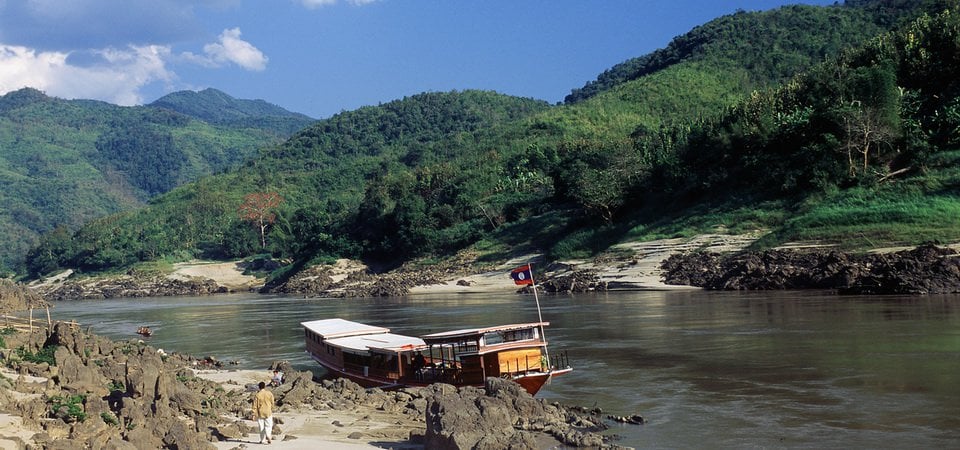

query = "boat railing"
[[419, 364, 463, 384], [549, 350, 571, 371]]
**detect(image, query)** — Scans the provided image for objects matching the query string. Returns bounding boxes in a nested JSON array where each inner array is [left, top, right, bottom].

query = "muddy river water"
[[47, 290, 960, 448]]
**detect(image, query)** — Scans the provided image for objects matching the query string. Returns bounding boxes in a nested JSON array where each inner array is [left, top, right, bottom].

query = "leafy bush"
[[49, 394, 86, 423], [17, 345, 58, 366], [101, 412, 119, 426]]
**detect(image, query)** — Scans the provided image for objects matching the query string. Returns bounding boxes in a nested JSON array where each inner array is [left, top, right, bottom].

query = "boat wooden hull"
[[512, 367, 572, 395], [310, 353, 568, 396]]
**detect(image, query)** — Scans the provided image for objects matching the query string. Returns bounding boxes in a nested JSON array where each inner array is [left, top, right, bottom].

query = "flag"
[[511, 265, 534, 285]]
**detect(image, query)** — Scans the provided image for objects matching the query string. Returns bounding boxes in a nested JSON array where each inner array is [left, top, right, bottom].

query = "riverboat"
[[301, 318, 572, 395]]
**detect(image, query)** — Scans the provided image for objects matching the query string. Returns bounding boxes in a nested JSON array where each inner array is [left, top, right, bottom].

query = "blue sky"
[[0, 0, 837, 119]]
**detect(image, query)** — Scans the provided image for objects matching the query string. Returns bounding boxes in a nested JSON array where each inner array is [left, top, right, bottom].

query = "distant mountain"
[[0, 87, 313, 272], [149, 88, 315, 134], [21, 0, 960, 279]]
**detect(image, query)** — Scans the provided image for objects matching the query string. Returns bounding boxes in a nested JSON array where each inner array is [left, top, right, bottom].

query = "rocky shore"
[[661, 243, 960, 294], [35, 274, 228, 302], [264, 251, 498, 298], [0, 319, 633, 449], [27, 234, 745, 301], [26, 235, 960, 301]]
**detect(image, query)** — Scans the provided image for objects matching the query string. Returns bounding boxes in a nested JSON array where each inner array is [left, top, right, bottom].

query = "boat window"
[[483, 328, 535, 345], [483, 332, 503, 345], [454, 340, 478, 353], [343, 351, 370, 366]]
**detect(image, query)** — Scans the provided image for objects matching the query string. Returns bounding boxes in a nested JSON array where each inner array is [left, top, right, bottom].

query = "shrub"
[[49, 394, 87, 423], [107, 381, 125, 393], [17, 345, 58, 366], [101, 412, 119, 426]]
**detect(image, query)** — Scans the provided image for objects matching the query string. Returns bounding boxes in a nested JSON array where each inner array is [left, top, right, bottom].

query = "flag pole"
[[528, 263, 551, 371]]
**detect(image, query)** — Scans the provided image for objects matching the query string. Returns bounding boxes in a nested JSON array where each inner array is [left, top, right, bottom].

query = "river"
[[45, 290, 960, 449]]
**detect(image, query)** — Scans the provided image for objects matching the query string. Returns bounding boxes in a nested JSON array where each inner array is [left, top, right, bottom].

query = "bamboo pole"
[[527, 263, 551, 370]]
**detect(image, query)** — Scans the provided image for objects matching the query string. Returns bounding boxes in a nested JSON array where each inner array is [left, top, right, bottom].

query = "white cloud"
[[0, 43, 174, 105], [185, 28, 268, 71], [0, 25, 267, 106], [204, 28, 268, 71]]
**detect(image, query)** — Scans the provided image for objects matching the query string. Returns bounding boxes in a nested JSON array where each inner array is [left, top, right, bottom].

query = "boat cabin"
[[418, 322, 550, 386], [302, 318, 426, 383]]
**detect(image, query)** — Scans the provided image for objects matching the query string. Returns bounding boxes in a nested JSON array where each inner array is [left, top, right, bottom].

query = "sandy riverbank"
[[408, 233, 763, 294], [169, 261, 264, 292], [160, 233, 764, 297], [193, 369, 422, 450]]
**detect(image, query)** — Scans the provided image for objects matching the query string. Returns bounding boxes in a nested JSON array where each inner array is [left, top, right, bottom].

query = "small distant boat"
[[301, 318, 572, 395], [137, 326, 152, 337]]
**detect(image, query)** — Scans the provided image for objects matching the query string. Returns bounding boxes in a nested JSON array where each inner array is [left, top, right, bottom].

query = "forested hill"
[[0, 88, 312, 272], [149, 88, 315, 134], [21, 91, 551, 275], [565, 0, 932, 103], [19, 0, 960, 279]]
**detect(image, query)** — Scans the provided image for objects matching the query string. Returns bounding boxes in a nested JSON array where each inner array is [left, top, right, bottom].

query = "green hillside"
[[0, 88, 312, 273], [564, 1, 928, 104], [149, 88, 315, 134], [20, 0, 960, 279]]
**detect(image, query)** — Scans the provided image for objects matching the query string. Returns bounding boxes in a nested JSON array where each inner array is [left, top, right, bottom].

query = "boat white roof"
[[326, 333, 426, 353], [301, 318, 390, 339], [421, 322, 548, 341]]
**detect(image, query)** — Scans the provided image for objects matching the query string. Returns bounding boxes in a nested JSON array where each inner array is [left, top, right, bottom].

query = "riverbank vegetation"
[[16, 0, 960, 280]]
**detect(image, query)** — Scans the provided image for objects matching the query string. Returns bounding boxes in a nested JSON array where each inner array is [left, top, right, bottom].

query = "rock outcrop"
[[267, 251, 495, 298], [661, 243, 960, 294], [35, 274, 227, 302], [0, 322, 631, 448], [524, 270, 608, 294], [424, 378, 623, 450]]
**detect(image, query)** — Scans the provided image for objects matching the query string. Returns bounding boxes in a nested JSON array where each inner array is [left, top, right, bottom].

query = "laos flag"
[[511, 265, 534, 286]]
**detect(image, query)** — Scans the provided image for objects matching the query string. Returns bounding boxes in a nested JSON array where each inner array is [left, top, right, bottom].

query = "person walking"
[[252, 381, 276, 444]]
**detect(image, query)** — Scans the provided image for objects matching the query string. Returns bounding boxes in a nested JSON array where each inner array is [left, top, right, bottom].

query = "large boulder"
[[424, 380, 558, 450], [53, 346, 107, 395], [424, 378, 617, 449]]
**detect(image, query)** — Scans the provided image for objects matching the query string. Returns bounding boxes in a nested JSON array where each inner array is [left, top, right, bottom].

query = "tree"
[[238, 192, 284, 249], [25, 226, 74, 277], [839, 65, 901, 176], [842, 101, 899, 175], [553, 139, 642, 222]]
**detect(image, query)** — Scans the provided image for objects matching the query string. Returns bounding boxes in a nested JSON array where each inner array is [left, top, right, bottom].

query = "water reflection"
[[44, 290, 960, 448]]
